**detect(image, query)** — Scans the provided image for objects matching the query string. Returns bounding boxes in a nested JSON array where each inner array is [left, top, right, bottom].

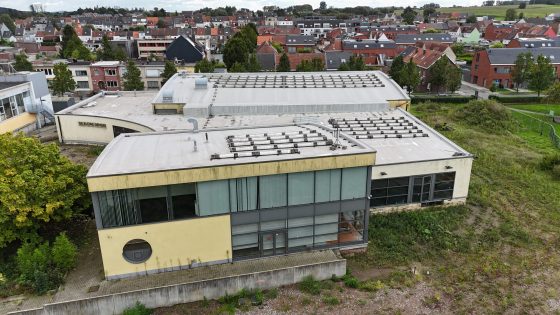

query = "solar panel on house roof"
[[205, 73, 384, 88], [328, 116, 429, 140]]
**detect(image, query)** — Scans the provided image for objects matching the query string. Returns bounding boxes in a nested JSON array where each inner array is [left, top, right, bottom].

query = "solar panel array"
[[328, 116, 429, 140], [205, 73, 385, 89], [211, 128, 334, 160]]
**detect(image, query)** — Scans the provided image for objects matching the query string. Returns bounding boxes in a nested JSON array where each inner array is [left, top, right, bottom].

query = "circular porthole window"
[[122, 239, 152, 264]]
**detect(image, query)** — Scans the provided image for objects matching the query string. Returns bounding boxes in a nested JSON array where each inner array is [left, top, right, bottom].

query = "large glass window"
[[341, 167, 367, 200], [137, 186, 168, 223], [434, 172, 455, 200], [371, 177, 409, 207], [259, 174, 287, 209], [288, 172, 314, 205], [315, 169, 341, 202], [197, 180, 230, 216], [229, 177, 258, 212], [170, 183, 196, 219], [97, 189, 139, 227]]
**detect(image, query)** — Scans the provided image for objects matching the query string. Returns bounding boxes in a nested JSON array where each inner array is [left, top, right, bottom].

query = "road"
[[458, 81, 491, 100]]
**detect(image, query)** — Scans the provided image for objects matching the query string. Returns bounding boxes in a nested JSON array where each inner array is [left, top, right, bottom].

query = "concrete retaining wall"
[[9, 258, 345, 315]]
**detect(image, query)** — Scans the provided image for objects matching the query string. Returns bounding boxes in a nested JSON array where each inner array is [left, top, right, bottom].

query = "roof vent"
[[195, 77, 208, 89]]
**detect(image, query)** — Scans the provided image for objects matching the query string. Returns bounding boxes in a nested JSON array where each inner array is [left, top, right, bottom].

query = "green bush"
[[122, 302, 152, 315], [490, 83, 498, 92], [539, 153, 560, 179], [15, 233, 78, 294], [488, 95, 544, 104], [342, 274, 359, 288], [454, 100, 514, 132], [299, 275, 322, 295], [411, 96, 475, 104], [51, 233, 77, 273], [322, 294, 340, 305]]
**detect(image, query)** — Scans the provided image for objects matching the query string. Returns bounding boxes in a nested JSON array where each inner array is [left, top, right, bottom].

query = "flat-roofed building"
[[88, 124, 375, 279]]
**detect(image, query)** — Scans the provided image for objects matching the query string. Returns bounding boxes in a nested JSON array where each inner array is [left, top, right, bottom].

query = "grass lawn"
[[509, 104, 560, 115], [395, 4, 560, 19], [348, 102, 560, 313]]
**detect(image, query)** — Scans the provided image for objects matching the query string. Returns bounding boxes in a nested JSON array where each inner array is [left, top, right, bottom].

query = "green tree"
[[99, 35, 114, 61], [451, 43, 465, 55], [114, 47, 128, 61], [490, 42, 505, 48], [347, 55, 365, 70], [0, 134, 89, 248], [511, 52, 533, 92], [277, 53, 291, 72], [123, 61, 144, 91], [528, 54, 556, 97], [194, 58, 215, 73], [310, 57, 324, 71], [246, 53, 261, 72], [14, 54, 33, 71], [400, 59, 421, 94], [319, 1, 327, 10], [157, 18, 166, 28], [296, 60, 312, 72], [229, 62, 247, 72], [338, 62, 350, 71], [401, 6, 416, 25], [428, 57, 449, 93], [466, 15, 477, 23], [389, 55, 405, 86], [545, 82, 560, 103], [61, 25, 90, 59], [52, 63, 75, 96], [223, 25, 257, 69], [505, 8, 517, 20], [446, 65, 462, 93], [161, 60, 177, 85], [0, 14, 15, 33]]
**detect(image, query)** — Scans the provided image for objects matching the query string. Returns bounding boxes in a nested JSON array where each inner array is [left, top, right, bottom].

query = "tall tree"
[[229, 62, 247, 72], [0, 133, 89, 248], [446, 65, 462, 93], [194, 58, 215, 73], [99, 35, 114, 61], [161, 60, 177, 85], [400, 59, 421, 94], [401, 6, 416, 25], [52, 63, 75, 96], [319, 1, 327, 10], [505, 8, 517, 20], [511, 52, 533, 92], [348, 55, 365, 70], [0, 14, 15, 33], [13, 54, 33, 71], [389, 55, 405, 86], [428, 57, 449, 93], [246, 53, 261, 72], [277, 53, 290, 72], [123, 61, 144, 91], [114, 47, 128, 61], [223, 25, 257, 70], [545, 82, 560, 104], [528, 54, 555, 97]]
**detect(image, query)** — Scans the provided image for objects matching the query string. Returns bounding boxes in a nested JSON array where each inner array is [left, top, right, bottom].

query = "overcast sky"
[[0, 0, 482, 13]]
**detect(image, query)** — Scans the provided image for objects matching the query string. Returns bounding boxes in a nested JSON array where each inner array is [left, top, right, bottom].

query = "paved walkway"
[[1, 249, 342, 314]]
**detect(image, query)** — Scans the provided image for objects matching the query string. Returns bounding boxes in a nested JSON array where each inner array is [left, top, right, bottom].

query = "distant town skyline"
[[0, 0, 482, 13]]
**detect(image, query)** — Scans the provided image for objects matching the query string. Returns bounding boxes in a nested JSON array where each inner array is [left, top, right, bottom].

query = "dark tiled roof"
[[487, 47, 560, 65], [395, 34, 453, 44]]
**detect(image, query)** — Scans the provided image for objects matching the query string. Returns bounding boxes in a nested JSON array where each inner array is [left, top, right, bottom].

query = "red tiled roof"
[[402, 47, 446, 69]]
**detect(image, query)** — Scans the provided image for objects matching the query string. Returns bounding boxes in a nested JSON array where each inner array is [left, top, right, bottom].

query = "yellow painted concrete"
[[0, 113, 37, 134], [88, 153, 376, 192], [98, 215, 232, 278], [388, 100, 411, 111], [152, 103, 184, 114]]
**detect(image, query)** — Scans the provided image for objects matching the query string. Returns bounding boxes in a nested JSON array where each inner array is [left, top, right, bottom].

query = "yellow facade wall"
[[98, 215, 232, 278], [0, 113, 37, 134], [88, 153, 376, 192], [152, 103, 184, 114], [388, 100, 411, 111]]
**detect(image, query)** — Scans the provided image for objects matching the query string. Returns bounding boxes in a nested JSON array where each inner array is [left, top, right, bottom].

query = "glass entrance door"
[[260, 230, 286, 256], [412, 175, 432, 203]]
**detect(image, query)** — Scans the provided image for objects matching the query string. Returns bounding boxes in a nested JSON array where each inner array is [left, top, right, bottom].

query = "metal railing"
[[508, 107, 560, 149]]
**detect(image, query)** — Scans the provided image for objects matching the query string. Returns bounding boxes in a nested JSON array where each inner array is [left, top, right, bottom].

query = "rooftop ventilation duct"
[[187, 117, 198, 133]]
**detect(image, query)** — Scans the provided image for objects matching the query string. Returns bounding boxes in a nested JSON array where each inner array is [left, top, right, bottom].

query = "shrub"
[[358, 279, 385, 292], [342, 275, 359, 288], [454, 100, 514, 132], [411, 96, 475, 104], [488, 95, 544, 104], [299, 275, 322, 295], [122, 302, 152, 315], [552, 165, 560, 180], [322, 295, 340, 305], [539, 154, 560, 179], [52, 233, 77, 273], [490, 83, 498, 92]]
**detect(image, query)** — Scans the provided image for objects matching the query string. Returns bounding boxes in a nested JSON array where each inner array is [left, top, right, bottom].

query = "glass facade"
[[0, 93, 26, 122], [371, 172, 456, 207]]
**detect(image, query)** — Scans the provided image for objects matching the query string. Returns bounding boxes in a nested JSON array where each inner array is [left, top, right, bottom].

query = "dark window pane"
[[139, 198, 168, 223], [372, 188, 387, 198], [388, 177, 409, 187], [434, 190, 453, 200], [388, 186, 408, 196], [436, 172, 455, 182], [173, 194, 196, 219], [435, 181, 454, 191], [372, 179, 388, 188], [387, 195, 408, 205]]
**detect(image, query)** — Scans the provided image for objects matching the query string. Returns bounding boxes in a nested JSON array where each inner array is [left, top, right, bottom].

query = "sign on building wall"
[[79, 121, 107, 128]]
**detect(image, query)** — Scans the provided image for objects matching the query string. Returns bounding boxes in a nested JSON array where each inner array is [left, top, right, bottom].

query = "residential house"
[[395, 34, 454, 47], [165, 36, 205, 64], [400, 45, 457, 92], [91, 61, 123, 92]]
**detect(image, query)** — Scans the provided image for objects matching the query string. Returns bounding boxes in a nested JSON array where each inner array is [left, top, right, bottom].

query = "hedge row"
[[411, 95, 476, 104], [488, 95, 544, 104]]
